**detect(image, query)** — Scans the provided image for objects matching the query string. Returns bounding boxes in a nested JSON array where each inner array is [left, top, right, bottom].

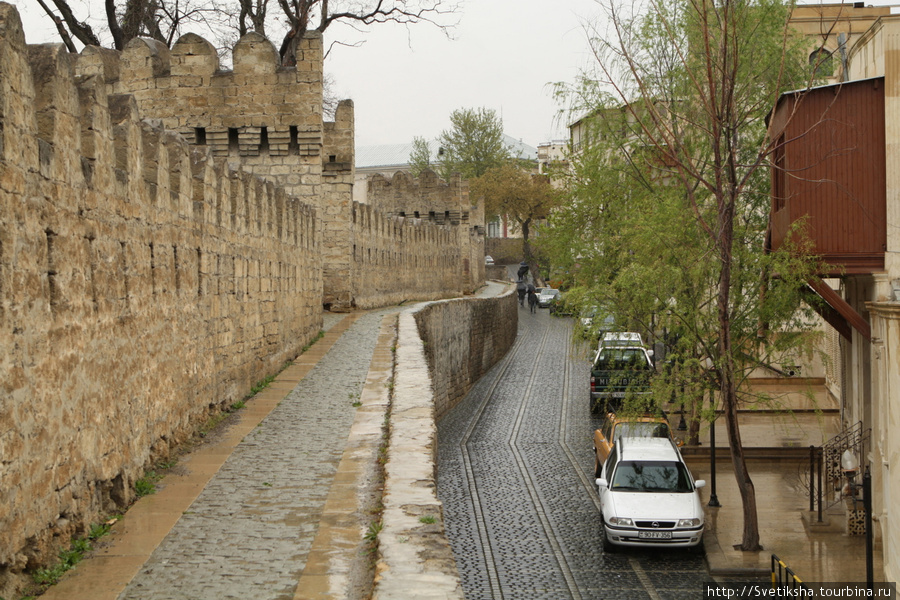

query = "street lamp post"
[[708, 413, 721, 507], [704, 357, 720, 508]]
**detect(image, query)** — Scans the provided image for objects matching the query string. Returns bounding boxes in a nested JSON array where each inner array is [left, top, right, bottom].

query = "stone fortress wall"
[[363, 169, 486, 306], [0, 2, 484, 587]]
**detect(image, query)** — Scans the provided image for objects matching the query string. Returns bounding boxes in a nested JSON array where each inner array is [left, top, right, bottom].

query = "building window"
[[809, 48, 833, 79]]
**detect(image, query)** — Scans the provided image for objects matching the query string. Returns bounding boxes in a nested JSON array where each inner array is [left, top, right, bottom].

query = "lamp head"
[[841, 449, 860, 474]]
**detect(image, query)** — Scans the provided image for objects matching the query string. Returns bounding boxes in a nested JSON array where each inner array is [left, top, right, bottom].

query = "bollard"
[[809, 445, 815, 513], [864, 466, 873, 589], [817, 447, 823, 523]]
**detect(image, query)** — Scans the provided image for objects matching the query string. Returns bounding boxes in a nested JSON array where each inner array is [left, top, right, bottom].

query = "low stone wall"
[[374, 290, 516, 598], [414, 290, 518, 419], [485, 237, 524, 265], [486, 264, 511, 281]]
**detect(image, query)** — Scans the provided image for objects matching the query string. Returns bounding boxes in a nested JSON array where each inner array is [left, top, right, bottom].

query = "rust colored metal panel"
[[806, 278, 872, 341], [769, 78, 886, 274]]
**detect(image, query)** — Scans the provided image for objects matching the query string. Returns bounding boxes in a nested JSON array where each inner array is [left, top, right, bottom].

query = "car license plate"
[[611, 392, 626, 398], [638, 531, 673, 539]]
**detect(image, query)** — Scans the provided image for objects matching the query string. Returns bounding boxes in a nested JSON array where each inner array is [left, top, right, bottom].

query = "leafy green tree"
[[471, 164, 562, 277], [545, 0, 819, 550], [437, 107, 510, 181], [408, 136, 434, 178]]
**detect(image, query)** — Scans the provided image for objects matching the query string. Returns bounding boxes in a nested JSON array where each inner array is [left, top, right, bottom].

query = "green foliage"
[[408, 136, 433, 177], [437, 107, 510, 181], [301, 330, 325, 354], [418, 515, 437, 524], [471, 164, 562, 264], [364, 521, 383, 542], [88, 522, 111, 540], [544, 0, 822, 416], [134, 475, 157, 497], [29, 521, 113, 589]]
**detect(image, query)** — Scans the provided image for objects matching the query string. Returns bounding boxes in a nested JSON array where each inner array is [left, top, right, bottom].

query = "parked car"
[[581, 307, 598, 330], [537, 288, 560, 308], [485, 255, 494, 265], [592, 413, 682, 476], [581, 307, 617, 340], [598, 331, 645, 349], [590, 334, 654, 414], [596, 437, 705, 551], [548, 292, 571, 315]]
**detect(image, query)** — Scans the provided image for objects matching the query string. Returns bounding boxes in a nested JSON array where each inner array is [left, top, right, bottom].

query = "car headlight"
[[608, 517, 634, 527], [677, 518, 701, 528]]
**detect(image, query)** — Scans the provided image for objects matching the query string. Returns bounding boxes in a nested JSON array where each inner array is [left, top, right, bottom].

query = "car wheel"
[[602, 528, 617, 553]]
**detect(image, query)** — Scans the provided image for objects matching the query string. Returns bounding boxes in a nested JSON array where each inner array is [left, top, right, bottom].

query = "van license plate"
[[638, 531, 672, 539]]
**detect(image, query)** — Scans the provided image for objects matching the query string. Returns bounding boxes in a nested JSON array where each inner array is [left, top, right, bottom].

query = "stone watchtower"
[[75, 30, 356, 308]]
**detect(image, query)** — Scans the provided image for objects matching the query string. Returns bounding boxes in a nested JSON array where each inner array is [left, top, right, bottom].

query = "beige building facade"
[[777, 6, 900, 583]]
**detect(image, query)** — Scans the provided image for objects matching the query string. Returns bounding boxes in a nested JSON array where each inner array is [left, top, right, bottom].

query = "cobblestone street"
[[437, 308, 709, 600], [117, 309, 395, 600]]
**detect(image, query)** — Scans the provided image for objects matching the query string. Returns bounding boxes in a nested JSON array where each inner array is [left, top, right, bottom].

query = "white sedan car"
[[537, 288, 559, 307], [596, 437, 705, 551]]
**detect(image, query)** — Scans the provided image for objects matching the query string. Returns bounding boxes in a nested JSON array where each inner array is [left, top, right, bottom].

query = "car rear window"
[[593, 348, 651, 370], [613, 422, 671, 442], [611, 460, 692, 492]]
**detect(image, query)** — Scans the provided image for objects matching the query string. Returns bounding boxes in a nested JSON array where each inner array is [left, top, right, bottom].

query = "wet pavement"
[[39, 277, 888, 599], [437, 301, 887, 597], [43, 308, 397, 600], [437, 307, 708, 599]]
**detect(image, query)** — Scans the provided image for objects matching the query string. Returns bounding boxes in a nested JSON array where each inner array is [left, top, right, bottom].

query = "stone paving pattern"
[[437, 308, 709, 600], [118, 309, 395, 600]]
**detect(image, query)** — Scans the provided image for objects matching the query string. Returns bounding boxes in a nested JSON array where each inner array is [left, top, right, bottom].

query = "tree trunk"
[[717, 189, 761, 551], [521, 219, 543, 287]]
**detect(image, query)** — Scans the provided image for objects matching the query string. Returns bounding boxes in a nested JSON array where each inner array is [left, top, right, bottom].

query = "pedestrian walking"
[[527, 287, 538, 313]]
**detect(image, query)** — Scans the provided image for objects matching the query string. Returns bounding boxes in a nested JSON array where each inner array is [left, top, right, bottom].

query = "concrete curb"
[[373, 310, 464, 599], [374, 289, 517, 599], [294, 313, 399, 599]]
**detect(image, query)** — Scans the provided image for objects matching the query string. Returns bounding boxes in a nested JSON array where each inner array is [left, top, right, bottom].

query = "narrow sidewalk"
[[43, 310, 398, 600]]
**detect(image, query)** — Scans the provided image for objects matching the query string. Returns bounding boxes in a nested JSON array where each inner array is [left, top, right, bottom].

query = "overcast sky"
[[324, 0, 603, 148], [16, 0, 899, 151], [15, 0, 603, 150]]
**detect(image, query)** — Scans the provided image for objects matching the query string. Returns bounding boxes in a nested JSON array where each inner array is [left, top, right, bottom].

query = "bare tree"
[[36, 0, 457, 65], [275, 0, 458, 63], [35, 0, 224, 51]]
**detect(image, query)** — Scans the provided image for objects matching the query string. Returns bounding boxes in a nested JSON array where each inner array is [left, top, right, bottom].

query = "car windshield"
[[593, 349, 651, 370], [611, 460, 693, 492], [614, 422, 671, 442]]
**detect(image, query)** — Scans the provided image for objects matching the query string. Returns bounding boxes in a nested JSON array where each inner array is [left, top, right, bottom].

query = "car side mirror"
[[596, 478, 608, 489], [694, 480, 706, 489], [647, 349, 654, 357]]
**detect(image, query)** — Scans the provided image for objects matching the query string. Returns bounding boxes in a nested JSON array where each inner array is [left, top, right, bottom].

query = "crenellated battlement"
[[367, 169, 478, 227], [0, 31, 315, 245], [74, 26, 327, 200], [0, 5, 323, 589], [0, 5, 482, 594]]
